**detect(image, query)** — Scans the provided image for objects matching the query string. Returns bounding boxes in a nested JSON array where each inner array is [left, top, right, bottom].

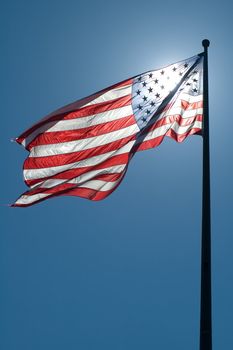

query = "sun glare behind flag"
[[13, 54, 203, 207]]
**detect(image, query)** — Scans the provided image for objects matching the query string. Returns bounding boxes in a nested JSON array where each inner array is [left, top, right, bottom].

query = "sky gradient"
[[1, 1, 233, 349]]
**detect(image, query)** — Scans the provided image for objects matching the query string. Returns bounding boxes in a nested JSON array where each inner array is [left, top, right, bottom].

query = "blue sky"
[[1, 0, 233, 349]]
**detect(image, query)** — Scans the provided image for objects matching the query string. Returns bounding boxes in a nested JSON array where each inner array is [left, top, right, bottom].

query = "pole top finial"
[[202, 39, 210, 48]]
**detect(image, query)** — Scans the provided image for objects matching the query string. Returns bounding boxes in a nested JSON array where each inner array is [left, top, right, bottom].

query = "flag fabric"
[[13, 54, 203, 207]]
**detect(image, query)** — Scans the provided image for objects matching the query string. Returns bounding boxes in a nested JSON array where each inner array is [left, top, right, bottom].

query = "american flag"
[[13, 54, 203, 207]]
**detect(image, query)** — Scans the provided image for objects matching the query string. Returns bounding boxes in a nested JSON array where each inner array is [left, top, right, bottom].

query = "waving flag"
[[13, 54, 203, 207]]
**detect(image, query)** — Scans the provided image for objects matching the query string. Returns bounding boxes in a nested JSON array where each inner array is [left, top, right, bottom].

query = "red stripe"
[[27, 115, 136, 149], [46, 78, 133, 117], [12, 186, 115, 207], [155, 98, 203, 115], [24, 134, 136, 170], [59, 167, 127, 201], [16, 93, 132, 145], [62, 94, 132, 120], [156, 114, 202, 129], [25, 172, 123, 196], [141, 113, 203, 137], [25, 127, 201, 192], [24, 113, 202, 175], [14, 127, 202, 207], [25, 153, 130, 187], [13, 172, 124, 207], [136, 127, 202, 152], [27, 106, 202, 150], [17, 96, 200, 149], [181, 100, 203, 110], [60, 186, 117, 201], [166, 127, 202, 142]]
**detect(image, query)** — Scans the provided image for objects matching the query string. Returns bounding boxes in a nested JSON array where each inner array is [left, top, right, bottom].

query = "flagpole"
[[200, 39, 212, 350]]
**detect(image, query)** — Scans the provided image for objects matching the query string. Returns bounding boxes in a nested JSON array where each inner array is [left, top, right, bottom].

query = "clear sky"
[[1, 0, 233, 349]]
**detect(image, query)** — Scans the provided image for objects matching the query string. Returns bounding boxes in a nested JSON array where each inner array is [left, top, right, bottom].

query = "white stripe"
[[83, 84, 132, 106], [29, 124, 139, 158], [155, 93, 202, 123], [24, 116, 201, 181], [165, 107, 203, 118], [21, 105, 133, 148], [179, 93, 203, 103], [24, 140, 136, 181], [171, 120, 202, 133], [36, 164, 126, 189], [15, 177, 121, 206], [47, 105, 133, 131], [16, 120, 201, 206], [141, 120, 202, 143], [79, 178, 120, 191], [24, 116, 202, 182], [20, 84, 132, 147], [15, 193, 50, 205]]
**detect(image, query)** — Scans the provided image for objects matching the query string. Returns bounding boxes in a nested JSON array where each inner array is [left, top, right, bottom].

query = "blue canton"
[[132, 55, 203, 130]]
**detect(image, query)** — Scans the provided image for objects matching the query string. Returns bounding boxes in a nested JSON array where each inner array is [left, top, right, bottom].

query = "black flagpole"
[[200, 39, 212, 350]]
